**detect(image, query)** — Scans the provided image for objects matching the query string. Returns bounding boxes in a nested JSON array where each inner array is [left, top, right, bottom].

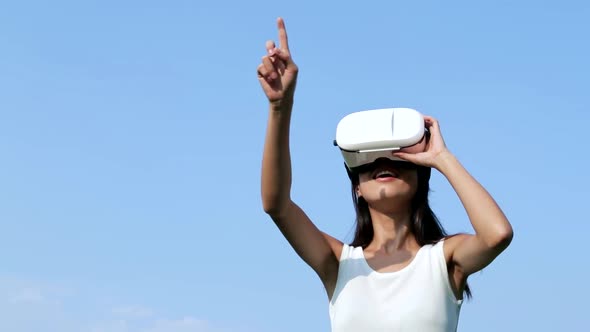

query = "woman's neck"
[[367, 209, 419, 254]]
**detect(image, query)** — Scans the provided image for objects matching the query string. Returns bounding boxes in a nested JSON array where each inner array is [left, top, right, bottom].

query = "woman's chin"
[[364, 193, 413, 210]]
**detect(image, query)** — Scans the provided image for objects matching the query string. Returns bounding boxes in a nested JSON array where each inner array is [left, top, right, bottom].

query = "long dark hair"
[[347, 164, 472, 299]]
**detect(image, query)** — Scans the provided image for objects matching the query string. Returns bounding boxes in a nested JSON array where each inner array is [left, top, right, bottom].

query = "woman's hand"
[[257, 17, 298, 108], [392, 115, 452, 170]]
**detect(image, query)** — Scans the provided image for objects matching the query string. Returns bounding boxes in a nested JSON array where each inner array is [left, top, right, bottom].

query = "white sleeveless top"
[[329, 241, 462, 332]]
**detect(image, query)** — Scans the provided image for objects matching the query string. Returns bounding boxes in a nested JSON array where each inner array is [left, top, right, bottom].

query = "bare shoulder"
[[318, 231, 344, 298], [321, 231, 345, 262], [443, 231, 510, 278], [441, 233, 473, 263]]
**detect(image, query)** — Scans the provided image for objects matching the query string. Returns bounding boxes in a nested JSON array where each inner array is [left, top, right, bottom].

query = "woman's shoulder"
[[321, 231, 346, 261], [431, 233, 473, 264]]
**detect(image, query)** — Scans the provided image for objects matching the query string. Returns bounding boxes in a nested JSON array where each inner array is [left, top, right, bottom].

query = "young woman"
[[258, 17, 513, 332]]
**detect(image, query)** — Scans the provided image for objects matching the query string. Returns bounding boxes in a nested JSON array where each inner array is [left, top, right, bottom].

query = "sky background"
[[1, 0, 589, 331]]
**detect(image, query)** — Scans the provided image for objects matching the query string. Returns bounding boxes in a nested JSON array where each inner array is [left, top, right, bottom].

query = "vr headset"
[[334, 108, 428, 174]]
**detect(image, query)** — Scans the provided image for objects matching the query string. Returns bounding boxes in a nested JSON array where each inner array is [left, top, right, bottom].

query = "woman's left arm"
[[433, 149, 513, 276], [394, 116, 513, 277]]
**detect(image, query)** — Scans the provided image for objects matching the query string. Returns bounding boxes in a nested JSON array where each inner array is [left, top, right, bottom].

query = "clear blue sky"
[[1, 1, 589, 331]]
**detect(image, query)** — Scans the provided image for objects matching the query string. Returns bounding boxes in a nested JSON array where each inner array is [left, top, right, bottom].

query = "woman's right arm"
[[258, 18, 342, 298]]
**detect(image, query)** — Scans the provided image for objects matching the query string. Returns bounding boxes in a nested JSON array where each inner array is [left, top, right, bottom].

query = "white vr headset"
[[334, 108, 427, 173]]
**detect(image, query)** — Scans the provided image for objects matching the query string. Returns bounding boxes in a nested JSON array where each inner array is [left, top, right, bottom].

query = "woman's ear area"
[[356, 185, 362, 197]]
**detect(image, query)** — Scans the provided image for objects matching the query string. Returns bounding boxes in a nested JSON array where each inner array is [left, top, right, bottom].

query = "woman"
[[258, 17, 513, 332]]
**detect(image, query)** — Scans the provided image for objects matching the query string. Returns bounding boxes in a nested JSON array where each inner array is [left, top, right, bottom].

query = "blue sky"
[[1, 1, 589, 331]]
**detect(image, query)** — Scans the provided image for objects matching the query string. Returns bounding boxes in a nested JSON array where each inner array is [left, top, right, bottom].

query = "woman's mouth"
[[372, 169, 399, 181]]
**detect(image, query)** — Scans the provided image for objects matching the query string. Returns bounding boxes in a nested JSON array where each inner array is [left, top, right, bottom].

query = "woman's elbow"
[[490, 223, 514, 250], [261, 196, 289, 217]]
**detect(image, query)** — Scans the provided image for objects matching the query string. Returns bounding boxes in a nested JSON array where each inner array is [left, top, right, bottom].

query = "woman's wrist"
[[269, 97, 294, 112], [432, 149, 458, 173]]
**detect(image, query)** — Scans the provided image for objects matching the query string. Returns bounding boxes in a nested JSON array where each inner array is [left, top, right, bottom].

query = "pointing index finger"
[[277, 17, 290, 51]]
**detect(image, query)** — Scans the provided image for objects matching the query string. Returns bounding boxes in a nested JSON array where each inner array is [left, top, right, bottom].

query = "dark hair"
[[347, 164, 472, 299]]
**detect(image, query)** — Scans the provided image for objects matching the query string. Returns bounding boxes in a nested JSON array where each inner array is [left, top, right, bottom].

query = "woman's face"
[[356, 158, 418, 210]]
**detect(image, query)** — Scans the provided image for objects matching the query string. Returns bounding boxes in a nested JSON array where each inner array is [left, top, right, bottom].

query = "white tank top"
[[329, 240, 462, 332]]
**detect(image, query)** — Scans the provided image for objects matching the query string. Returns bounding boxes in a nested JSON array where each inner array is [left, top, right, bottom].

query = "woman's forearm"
[[261, 102, 294, 216], [435, 151, 513, 248]]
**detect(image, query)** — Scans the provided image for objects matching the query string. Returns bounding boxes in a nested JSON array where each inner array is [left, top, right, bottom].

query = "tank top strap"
[[339, 243, 363, 261]]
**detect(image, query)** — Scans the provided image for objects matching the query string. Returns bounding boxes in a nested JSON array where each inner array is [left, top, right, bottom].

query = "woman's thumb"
[[392, 151, 417, 163]]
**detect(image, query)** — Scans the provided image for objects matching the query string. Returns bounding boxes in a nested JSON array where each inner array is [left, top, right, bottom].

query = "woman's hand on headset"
[[392, 116, 453, 170]]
